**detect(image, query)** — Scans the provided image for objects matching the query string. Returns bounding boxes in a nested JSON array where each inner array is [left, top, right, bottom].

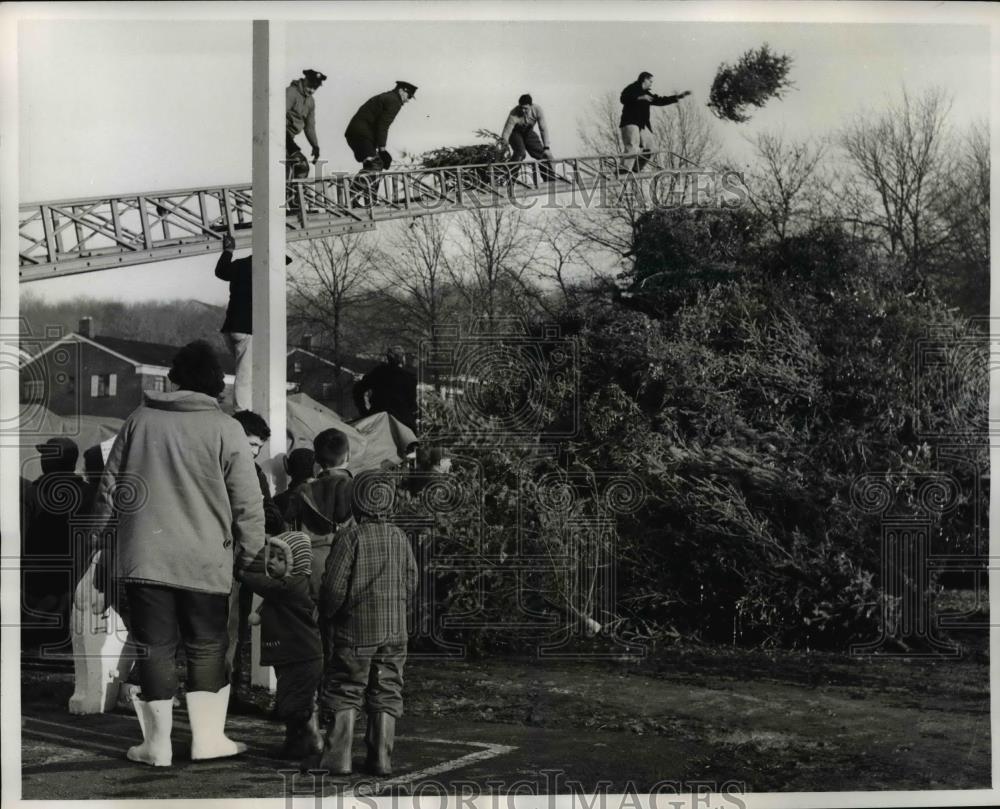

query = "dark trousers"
[[320, 642, 406, 721], [126, 583, 229, 701], [274, 658, 324, 720], [286, 132, 309, 180], [225, 580, 253, 685], [345, 130, 378, 165], [509, 127, 554, 180]]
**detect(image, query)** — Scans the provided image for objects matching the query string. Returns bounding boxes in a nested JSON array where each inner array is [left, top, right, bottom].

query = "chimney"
[[79, 317, 94, 338], [301, 334, 312, 351]]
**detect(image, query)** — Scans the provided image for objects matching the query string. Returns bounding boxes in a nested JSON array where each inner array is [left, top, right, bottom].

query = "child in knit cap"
[[240, 531, 324, 758]]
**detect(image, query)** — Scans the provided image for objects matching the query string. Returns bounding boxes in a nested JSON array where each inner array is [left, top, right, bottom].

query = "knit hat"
[[168, 340, 226, 398], [267, 531, 312, 578]]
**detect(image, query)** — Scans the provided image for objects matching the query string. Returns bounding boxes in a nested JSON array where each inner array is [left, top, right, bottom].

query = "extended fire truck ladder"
[[19, 151, 684, 281]]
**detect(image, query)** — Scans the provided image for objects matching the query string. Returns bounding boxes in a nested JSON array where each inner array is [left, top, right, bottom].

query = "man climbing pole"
[[500, 93, 555, 182], [286, 69, 327, 181], [344, 81, 417, 205], [619, 71, 691, 172]]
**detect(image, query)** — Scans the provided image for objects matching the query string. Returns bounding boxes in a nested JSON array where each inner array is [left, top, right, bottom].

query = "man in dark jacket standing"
[[619, 71, 691, 172], [352, 346, 418, 432], [344, 81, 417, 172], [215, 235, 292, 412], [215, 234, 253, 412], [21, 436, 89, 651]]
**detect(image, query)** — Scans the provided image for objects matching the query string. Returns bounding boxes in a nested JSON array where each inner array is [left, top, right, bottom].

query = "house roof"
[[89, 335, 235, 375], [26, 330, 395, 382], [24, 332, 238, 375], [287, 346, 380, 378]]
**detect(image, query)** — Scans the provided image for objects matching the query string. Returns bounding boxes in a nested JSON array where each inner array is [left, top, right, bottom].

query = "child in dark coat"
[[241, 532, 324, 758], [316, 471, 418, 777]]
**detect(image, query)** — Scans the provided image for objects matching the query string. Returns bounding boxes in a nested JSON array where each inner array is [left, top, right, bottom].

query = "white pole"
[[0, 11, 23, 785], [250, 19, 285, 692]]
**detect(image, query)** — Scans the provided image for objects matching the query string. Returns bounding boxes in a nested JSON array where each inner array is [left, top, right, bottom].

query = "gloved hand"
[[311, 145, 321, 161], [377, 148, 393, 170], [222, 233, 236, 252]]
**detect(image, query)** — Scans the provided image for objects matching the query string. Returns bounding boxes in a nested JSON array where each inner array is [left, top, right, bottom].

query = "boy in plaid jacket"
[[317, 471, 417, 777]]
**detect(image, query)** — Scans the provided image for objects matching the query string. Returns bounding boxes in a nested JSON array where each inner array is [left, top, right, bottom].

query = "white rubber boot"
[[185, 684, 248, 760], [126, 695, 174, 766]]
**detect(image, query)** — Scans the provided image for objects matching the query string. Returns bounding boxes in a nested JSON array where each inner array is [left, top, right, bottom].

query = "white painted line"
[[23, 715, 518, 788], [341, 741, 518, 796]]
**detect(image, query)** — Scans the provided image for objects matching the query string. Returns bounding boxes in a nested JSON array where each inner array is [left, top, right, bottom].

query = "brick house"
[[286, 335, 377, 419], [21, 319, 463, 423]]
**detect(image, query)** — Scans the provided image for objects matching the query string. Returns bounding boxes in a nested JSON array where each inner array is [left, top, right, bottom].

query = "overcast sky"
[[13, 3, 994, 305]]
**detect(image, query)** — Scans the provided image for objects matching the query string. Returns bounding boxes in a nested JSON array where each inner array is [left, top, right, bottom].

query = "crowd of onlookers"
[[21, 337, 449, 775]]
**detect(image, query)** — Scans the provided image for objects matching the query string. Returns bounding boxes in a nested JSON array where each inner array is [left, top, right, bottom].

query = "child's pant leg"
[[274, 658, 323, 720], [365, 643, 407, 718], [319, 645, 371, 722]]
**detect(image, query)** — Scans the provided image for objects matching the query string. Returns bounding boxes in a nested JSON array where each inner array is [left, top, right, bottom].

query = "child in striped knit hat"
[[240, 531, 324, 758]]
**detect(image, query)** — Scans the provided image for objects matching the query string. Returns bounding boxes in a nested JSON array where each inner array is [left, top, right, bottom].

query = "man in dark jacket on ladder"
[[344, 81, 418, 174], [215, 235, 292, 413], [619, 71, 691, 172]]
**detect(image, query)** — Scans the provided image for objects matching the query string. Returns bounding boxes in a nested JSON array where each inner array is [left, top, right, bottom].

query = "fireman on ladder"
[[345, 80, 418, 174], [500, 94, 555, 182], [286, 69, 327, 181]]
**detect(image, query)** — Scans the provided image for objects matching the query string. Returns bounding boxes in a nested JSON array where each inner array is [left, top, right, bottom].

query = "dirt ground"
[[20, 630, 989, 798]]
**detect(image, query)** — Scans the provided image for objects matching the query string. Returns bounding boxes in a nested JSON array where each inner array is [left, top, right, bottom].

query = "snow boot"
[[185, 684, 248, 760], [126, 695, 173, 767], [282, 710, 324, 759], [364, 712, 396, 776], [318, 709, 355, 776]]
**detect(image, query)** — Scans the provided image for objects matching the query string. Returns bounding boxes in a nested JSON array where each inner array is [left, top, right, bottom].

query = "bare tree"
[[576, 92, 623, 156], [744, 131, 828, 241], [566, 90, 725, 280], [288, 232, 378, 374], [930, 118, 990, 312], [576, 90, 722, 167], [446, 207, 543, 328], [651, 100, 723, 169], [937, 118, 989, 273], [529, 217, 608, 313], [839, 86, 954, 278], [376, 217, 457, 343], [371, 217, 462, 389]]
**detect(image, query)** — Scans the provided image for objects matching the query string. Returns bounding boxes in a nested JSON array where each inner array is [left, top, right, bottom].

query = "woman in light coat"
[[93, 340, 266, 767]]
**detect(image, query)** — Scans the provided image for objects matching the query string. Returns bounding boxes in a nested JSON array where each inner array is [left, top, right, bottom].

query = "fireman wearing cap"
[[287, 69, 327, 180], [344, 81, 418, 173]]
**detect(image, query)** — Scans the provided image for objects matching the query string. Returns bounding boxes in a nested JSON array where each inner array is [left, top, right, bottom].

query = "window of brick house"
[[90, 373, 117, 398]]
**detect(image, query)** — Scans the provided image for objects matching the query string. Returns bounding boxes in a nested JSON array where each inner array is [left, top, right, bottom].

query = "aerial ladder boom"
[[18, 151, 686, 281]]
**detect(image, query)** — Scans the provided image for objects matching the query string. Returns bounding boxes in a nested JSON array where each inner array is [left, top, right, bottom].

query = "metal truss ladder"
[[19, 151, 683, 281]]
